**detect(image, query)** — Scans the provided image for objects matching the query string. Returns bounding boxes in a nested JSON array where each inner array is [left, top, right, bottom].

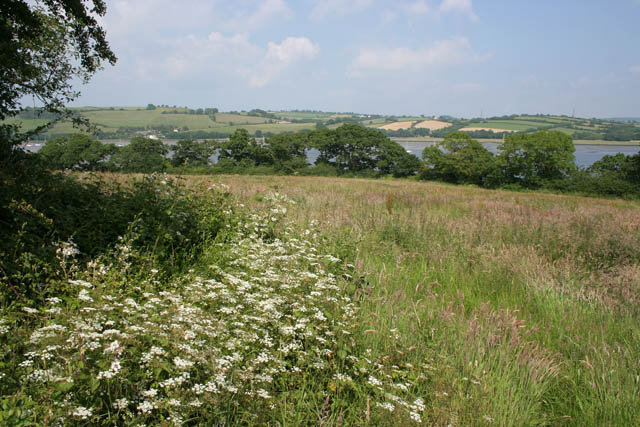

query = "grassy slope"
[[5, 109, 639, 141], [181, 174, 640, 425]]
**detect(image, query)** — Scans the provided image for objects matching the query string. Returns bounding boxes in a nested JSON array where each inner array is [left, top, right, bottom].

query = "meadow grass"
[[2, 173, 639, 425], [178, 174, 640, 425]]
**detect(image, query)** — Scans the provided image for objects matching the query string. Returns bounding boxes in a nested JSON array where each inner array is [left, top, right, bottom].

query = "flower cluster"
[[1, 191, 426, 425]]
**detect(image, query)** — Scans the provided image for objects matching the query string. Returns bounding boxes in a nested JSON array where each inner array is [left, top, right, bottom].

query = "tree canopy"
[[0, 0, 116, 129], [109, 137, 167, 173], [38, 133, 116, 170], [171, 139, 215, 167], [421, 132, 496, 186], [497, 130, 575, 188]]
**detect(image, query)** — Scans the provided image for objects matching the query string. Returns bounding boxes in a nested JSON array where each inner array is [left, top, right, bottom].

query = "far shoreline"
[[391, 136, 640, 146]]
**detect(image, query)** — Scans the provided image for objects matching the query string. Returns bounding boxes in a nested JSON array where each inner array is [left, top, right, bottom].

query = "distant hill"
[[608, 117, 640, 123], [372, 114, 640, 142], [4, 107, 640, 142]]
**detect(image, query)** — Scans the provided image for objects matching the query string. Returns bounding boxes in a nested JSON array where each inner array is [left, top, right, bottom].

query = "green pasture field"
[[363, 118, 387, 126], [4, 108, 638, 141], [270, 111, 336, 120], [463, 120, 539, 131], [215, 113, 270, 125]]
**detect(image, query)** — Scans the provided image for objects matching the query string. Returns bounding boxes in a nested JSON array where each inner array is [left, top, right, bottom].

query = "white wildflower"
[[376, 402, 395, 412], [410, 411, 423, 423], [368, 375, 383, 387], [114, 398, 129, 410], [78, 289, 93, 302], [72, 406, 93, 420], [256, 388, 272, 399], [137, 400, 155, 414]]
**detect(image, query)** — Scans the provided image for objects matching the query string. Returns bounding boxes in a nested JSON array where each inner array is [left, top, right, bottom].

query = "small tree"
[[497, 130, 575, 188], [109, 137, 167, 172], [38, 133, 116, 170], [266, 133, 309, 172], [217, 129, 271, 167], [171, 139, 214, 167], [420, 132, 495, 186]]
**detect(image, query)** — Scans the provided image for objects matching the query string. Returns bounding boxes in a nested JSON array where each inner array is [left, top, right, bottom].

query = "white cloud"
[[405, 1, 430, 15], [348, 37, 480, 76], [439, 0, 477, 20], [145, 32, 317, 87], [250, 37, 319, 87], [225, 0, 292, 31], [144, 32, 260, 80], [630, 65, 640, 73], [103, 0, 216, 36], [310, 0, 373, 20]]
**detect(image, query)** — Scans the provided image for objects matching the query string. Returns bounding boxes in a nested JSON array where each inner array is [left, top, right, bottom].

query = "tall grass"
[[189, 175, 640, 425], [2, 172, 639, 425]]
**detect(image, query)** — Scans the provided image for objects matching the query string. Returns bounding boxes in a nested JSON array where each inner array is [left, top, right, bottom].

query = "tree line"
[[37, 123, 421, 177], [420, 131, 640, 198], [37, 125, 639, 198]]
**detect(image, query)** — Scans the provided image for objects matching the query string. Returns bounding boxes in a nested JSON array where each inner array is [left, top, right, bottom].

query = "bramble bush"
[[1, 140, 232, 306]]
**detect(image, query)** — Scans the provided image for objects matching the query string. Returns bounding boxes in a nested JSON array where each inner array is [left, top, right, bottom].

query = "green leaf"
[[56, 381, 74, 392]]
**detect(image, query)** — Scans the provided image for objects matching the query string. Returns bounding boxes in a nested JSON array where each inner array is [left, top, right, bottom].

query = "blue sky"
[[73, 0, 640, 118]]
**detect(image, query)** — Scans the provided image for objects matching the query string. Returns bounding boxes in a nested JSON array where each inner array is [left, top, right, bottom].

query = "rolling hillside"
[[6, 107, 640, 142]]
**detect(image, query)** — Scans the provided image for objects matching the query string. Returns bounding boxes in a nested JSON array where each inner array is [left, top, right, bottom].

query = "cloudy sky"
[[73, 0, 640, 118]]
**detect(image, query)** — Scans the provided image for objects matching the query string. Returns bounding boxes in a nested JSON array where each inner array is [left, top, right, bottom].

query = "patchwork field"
[[5, 108, 639, 141], [414, 120, 452, 130], [460, 127, 516, 133], [378, 121, 417, 131]]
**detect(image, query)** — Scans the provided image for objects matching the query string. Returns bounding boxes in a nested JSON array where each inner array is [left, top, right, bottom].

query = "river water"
[[22, 139, 640, 168]]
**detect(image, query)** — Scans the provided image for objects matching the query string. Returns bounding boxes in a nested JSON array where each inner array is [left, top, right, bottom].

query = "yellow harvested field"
[[414, 120, 452, 130], [460, 127, 516, 133], [379, 121, 416, 131]]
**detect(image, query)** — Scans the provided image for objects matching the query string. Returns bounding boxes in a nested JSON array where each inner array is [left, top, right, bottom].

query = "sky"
[[71, 0, 640, 118]]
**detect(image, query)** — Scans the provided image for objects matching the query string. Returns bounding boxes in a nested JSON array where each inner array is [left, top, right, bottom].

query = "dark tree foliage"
[[265, 132, 309, 172], [38, 133, 116, 170], [108, 137, 167, 173], [0, 0, 116, 127], [217, 129, 271, 167], [420, 132, 496, 186], [588, 153, 640, 186], [310, 123, 419, 176], [171, 139, 215, 167], [603, 123, 640, 141], [496, 130, 575, 188]]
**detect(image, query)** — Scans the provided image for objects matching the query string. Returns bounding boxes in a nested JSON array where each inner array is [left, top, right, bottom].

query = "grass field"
[[464, 120, 540, 131], [3, 171, 640, 425], [185, 174, 640, 425]]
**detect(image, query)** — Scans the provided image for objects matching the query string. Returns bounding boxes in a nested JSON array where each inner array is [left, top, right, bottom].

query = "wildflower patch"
[[0, 191, 426, 425]]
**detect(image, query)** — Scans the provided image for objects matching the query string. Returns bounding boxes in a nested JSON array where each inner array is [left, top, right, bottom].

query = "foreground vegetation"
[[2, 164, 640, 424]]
